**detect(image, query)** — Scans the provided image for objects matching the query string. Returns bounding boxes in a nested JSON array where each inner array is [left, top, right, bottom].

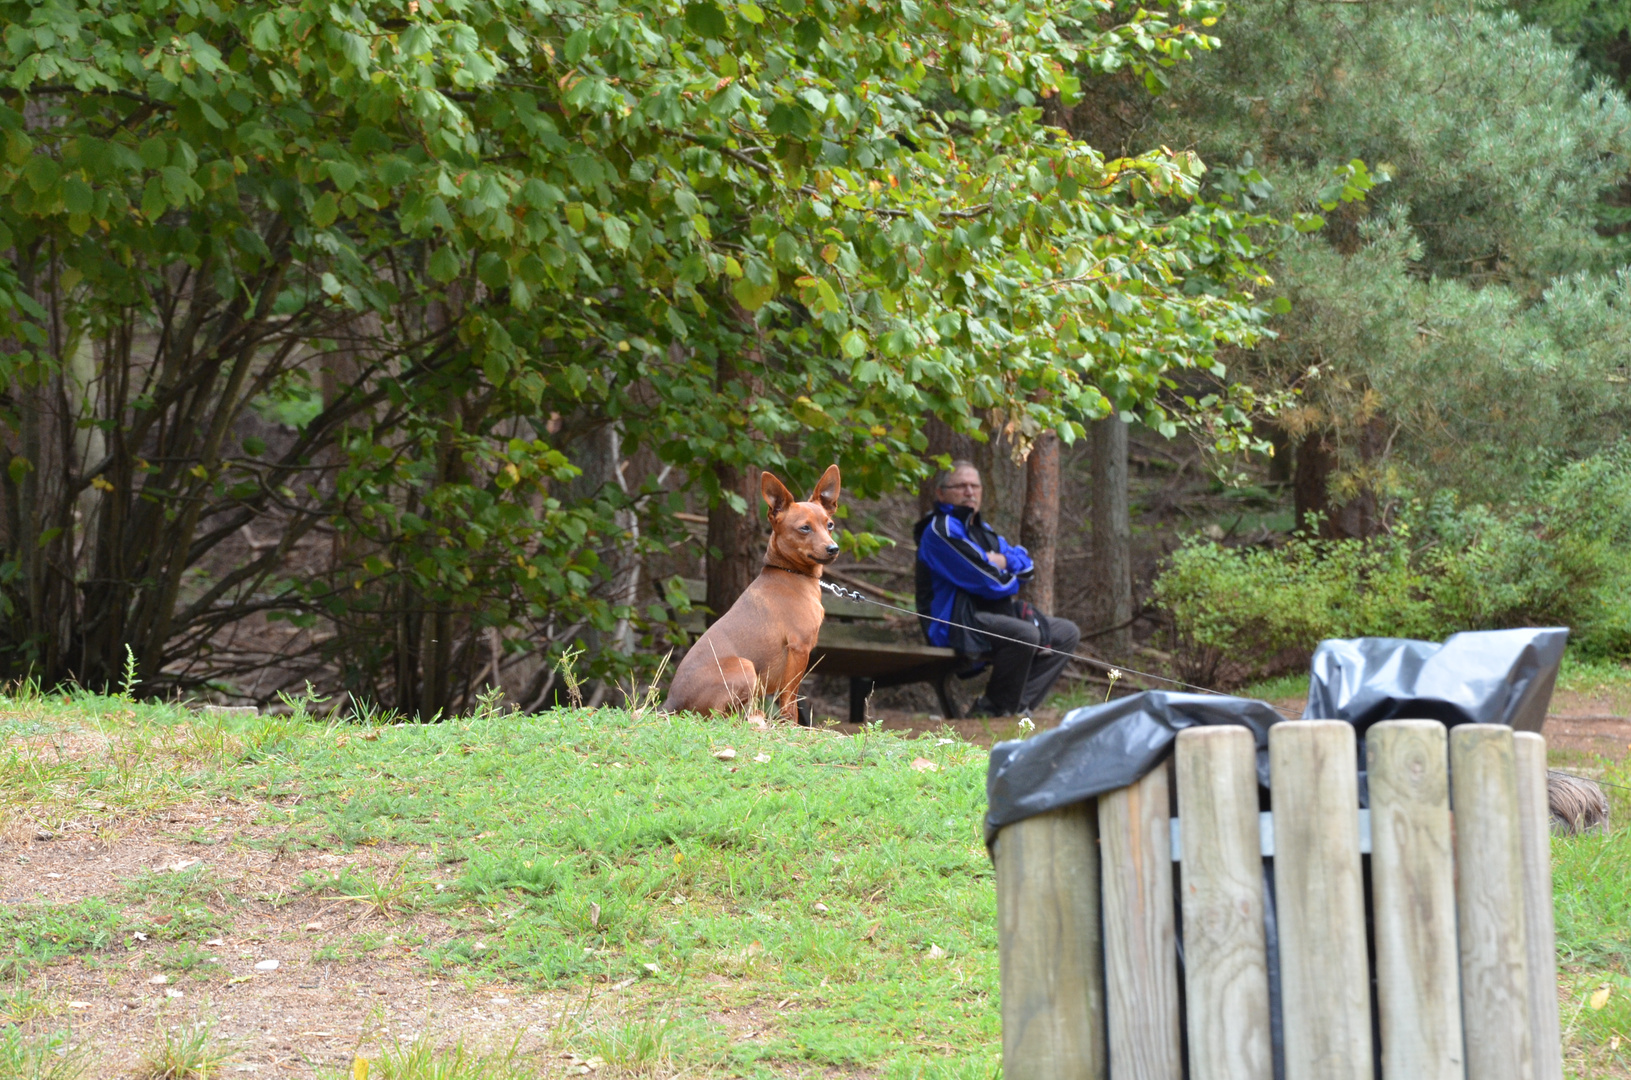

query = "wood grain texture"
[[1450, 724, 1534, 1080], [994, 804, 1107, 1080], [1100, 766, 1182, 1080], [1270, 720, 1373, 1080], [1175, 726, 1272, 1080], [1367, 720, 1464, 1080], [1514, 732, 1564, 1080]]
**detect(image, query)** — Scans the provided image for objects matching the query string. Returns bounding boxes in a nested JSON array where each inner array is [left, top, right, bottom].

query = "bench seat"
[[673, 578, 963, 723]]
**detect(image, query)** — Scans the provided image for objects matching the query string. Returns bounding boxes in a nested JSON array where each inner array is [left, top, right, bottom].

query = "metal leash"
[[816, 578, 1302, 719], [819, 577, 1631, 798]]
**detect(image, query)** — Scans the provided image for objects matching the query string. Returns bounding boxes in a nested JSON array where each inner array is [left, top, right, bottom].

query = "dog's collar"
[[763, 561, 821, 579]]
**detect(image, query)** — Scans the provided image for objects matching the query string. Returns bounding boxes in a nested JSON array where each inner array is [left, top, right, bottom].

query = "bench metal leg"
[[850, 677, 874, 725], [797, 696, 813, 727]]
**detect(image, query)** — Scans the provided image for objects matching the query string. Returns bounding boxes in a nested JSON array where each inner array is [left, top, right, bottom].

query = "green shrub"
[[1154, 451, 1631, 682]]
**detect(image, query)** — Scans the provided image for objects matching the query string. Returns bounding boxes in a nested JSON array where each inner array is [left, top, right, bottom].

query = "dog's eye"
[[799, 524, 812, 533]]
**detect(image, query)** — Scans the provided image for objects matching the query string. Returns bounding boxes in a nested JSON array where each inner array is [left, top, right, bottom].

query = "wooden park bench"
[[676, 579, 965, 723], [995, 719, 1562, 1080]]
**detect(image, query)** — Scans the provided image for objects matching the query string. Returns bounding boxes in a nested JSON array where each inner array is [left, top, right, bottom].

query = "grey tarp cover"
[[984, 626, 1569, 845]]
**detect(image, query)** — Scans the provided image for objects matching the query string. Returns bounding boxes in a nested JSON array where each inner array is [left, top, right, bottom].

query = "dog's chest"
[[781, 590, 824, 649]]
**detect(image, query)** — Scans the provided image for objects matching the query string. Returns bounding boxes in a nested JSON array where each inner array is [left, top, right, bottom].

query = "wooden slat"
[[1450, 724, 1534, 1080], [1175, 726, 1272, 1080], [1514, 732, 1564, 1080], [1270, 720, 1373, 1080], [994, 804, 1107, 1080], [1367, 720, 1464, 1080], [1100, 766, 1182, 1080]]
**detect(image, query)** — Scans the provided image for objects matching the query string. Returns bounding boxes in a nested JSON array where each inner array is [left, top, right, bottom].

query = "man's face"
[[938, 467, 983, 512]]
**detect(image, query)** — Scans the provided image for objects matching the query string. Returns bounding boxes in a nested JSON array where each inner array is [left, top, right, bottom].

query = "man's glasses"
[[939, 482, 982, 492]]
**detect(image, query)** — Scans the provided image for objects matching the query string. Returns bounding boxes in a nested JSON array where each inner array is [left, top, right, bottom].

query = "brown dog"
[[663, 466, 841, 720]]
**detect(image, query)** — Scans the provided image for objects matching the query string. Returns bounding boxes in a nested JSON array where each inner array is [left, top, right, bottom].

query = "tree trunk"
[[1091, 417, 1132, 657], [972, 409, 1025, 541], [1293, 421, 1385, 540], [705, 325, 762, 622], [706, 463, 760, 623], [1021, 430, 1060, 613], [920, 413, 977, 516], [1293, 431, 1336, 537]]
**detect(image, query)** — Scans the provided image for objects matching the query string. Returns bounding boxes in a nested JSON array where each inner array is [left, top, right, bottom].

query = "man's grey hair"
[[936, 460, 979, 489]]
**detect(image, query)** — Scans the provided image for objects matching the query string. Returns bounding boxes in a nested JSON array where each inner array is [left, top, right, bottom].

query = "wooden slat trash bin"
[[993, 719, 1564, 1080]]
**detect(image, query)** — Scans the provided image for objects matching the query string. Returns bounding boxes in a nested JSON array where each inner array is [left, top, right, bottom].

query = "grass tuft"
[[339, 1037, 530, 1080], [134, 1021, 235, 1080], [0, 1027, 89, 1080]]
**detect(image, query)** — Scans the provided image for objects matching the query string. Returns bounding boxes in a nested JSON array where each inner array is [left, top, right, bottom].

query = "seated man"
[[914, 460, 1081, 717]]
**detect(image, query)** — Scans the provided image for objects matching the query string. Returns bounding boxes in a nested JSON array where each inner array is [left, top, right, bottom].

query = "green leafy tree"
[[0, 0, 1295, 707]]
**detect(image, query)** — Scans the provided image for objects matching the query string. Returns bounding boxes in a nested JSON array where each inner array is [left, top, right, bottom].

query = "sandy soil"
[[807, 685, 1631, 763], [0, 801, 810, 1078]]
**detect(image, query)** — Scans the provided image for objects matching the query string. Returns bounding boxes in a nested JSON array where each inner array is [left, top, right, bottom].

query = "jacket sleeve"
[[998, 537, 1034, 580], [919, 517, 1020, 600]]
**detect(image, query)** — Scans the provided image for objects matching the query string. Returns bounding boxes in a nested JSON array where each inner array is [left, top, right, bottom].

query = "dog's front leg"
[[776, 652, 810, 722]]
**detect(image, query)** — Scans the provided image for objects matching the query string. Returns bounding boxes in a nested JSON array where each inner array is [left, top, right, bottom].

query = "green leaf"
[[138, 137, 168, 170], [739, 2, 766, 23], [793, 17, 822, 52], [141, 177, 168, 219], [311, 191, 339, 228], [564, 28, 592, 63], [839, 329, 868, 358], [685, 2, 729, 38], [429, 246, 462, 282], [602, 216, 630, 251], [326, 160, 361, 192], [22, 155, 58, 194], [732, 271, 778, 311]]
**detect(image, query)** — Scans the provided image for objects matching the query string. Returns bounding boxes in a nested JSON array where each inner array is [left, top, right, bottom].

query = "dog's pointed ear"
[[761, 472, 795, 517], [810, 465, 841, 513]]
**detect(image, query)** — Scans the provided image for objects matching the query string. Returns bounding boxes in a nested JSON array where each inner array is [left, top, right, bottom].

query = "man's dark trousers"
[[969, 610, 1081, 714]]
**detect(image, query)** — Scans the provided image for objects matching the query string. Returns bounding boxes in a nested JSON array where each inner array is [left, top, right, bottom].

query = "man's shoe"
[[968, 695, 1001, 718]]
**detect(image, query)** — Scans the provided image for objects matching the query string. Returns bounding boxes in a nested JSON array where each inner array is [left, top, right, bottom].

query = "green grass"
[[0, 689, 997, 1077], [0, 899, 122, 979], [1553, 752, 1631, 1076], [1239, 673, 1310, 704], [0, 1026, 89, 1080], [4, 683, 1631, 1076], [134, 1021, 236, 1079]]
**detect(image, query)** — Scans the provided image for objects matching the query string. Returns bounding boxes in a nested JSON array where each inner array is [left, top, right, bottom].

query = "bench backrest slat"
[[1515, 732, 1565, 1080], [1369, 720, 1464, 1080], [1272, 721, 1374, 1080], [1175, 726, 1272, 1080], [1452, 725, 1535, 1080], [1101, 767, 1183, 1080]]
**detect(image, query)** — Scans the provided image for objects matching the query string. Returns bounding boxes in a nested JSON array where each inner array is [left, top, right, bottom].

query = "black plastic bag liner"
[[985, 691, 1282, 845], [1304, 627, 1569, 732], [985, 628, 1569, 844]]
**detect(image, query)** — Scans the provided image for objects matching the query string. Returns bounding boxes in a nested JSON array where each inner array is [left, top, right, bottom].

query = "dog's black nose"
[[826, 544, 840, 556]]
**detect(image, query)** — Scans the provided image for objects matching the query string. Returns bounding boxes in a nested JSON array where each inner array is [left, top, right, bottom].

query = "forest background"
[[3, 0, 1630, 714]]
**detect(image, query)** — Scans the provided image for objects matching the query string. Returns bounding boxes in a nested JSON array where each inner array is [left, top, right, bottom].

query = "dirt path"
[[822, 687, 1631, 763], [0, 803, 664, 1077]]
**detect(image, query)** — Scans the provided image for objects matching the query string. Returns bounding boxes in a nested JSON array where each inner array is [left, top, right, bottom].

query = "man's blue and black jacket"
[[913, 502, 1034, 655]]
